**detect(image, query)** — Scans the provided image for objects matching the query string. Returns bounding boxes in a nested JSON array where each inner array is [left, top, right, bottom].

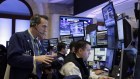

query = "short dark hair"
[[75, 40, 90, 53], [57, 42, 66, 52], [30, 14, 48, 27], [133, 28, 138, 39], [47, 46, 54, 52], [0, 44, 7, 55], [69, 41, 76, 51]]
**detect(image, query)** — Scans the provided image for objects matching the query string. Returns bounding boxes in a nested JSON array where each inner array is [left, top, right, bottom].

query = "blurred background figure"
[[69, 41, 76, 54], [0, 44, 7, 79]]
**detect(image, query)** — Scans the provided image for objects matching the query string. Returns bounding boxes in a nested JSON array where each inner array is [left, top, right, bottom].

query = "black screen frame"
[[102, 2, 116, 28]]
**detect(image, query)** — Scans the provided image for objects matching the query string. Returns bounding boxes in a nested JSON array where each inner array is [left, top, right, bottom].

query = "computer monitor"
[[49, 38, 58, 46], [120, 49, 135, 79], [117, 18, 132, 48], [94, 48, 107, 61], [42, 39, 49, 52], [70, 21, 85, 37], [96, 31, 107, 46], [59, 16, 93, 36], [60, 36, 73, 45], [105, 49, 114, 71], [107, 27, 115, 49], [102, 2, 116, 27], [59, 17, 71, 36], [117, 19, 124, 40], [87, 48, 95, 62], [90, 30, 97, 47], [73, 37, 84, 42]]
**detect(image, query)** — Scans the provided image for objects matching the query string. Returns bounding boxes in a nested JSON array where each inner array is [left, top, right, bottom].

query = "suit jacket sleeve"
[[7, 33, 33, 69]]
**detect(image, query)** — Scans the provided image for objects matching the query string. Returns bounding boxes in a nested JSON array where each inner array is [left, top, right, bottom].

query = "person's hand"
[[35, 55, 54, 64], [95, 70, 104, 75]]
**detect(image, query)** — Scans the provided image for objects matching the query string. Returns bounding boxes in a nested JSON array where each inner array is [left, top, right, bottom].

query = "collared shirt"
[[28, 29, 37, 75]]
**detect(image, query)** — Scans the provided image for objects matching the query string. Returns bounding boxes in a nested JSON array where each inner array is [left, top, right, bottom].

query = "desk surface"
[[89, 69, 114, 79]]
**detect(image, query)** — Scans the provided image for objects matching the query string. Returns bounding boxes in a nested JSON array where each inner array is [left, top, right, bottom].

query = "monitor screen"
[[73, 37, 84, 42], [105, 49, 114, 70], [117, 19, 124, 40], [49, 38, 58, 46], [102, 2, 116, 27], [41, 39, 49, 52], [70, 21, 84, 37], [117, 18, 132, 48], [59, 16, 93, 36], [87, 48, 94, 62], [120, 49, 135, 79], [90, 30, 97, 47], [107, 27, 115, 49], [94, 48, 107, 61], [97, 31, 107, 45], [60, 36, 73, 45]]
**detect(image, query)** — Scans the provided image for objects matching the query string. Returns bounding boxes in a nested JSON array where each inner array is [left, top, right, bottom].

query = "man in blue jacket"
[[4, 14, 54, 79]]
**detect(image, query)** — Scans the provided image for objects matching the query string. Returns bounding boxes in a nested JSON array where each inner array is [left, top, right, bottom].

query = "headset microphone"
[[34, 27, 44, 35]]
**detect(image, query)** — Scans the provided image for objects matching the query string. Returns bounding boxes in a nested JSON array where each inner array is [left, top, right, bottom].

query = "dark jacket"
[[64, 53, 89, 79], [6, 30, 36, 79]]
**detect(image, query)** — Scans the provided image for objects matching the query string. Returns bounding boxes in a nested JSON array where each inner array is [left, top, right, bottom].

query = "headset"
[[30, 14, 44, 35], [30, 14, 41, 27]]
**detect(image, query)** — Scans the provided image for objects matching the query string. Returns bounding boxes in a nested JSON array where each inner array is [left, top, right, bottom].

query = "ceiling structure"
[[76, 0, 137, 21], [48, 0, 73, 5], [44, 0, 137, 21], [33, 0, 138, 21]]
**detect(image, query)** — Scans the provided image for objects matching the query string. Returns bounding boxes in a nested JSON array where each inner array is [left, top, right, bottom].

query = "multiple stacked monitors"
[[102, 2, 116, 27], [59, 16, 93, 36]]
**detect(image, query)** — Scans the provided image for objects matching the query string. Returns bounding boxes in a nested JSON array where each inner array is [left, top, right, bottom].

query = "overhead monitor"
[[70, 21, 84, 37], [102, 2, 116, 27], [59, 16, 93, 36], [94, 48, 107, 61]]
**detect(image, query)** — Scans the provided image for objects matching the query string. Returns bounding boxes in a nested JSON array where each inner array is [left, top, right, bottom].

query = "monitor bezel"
[[102, 2, 116, 28]]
